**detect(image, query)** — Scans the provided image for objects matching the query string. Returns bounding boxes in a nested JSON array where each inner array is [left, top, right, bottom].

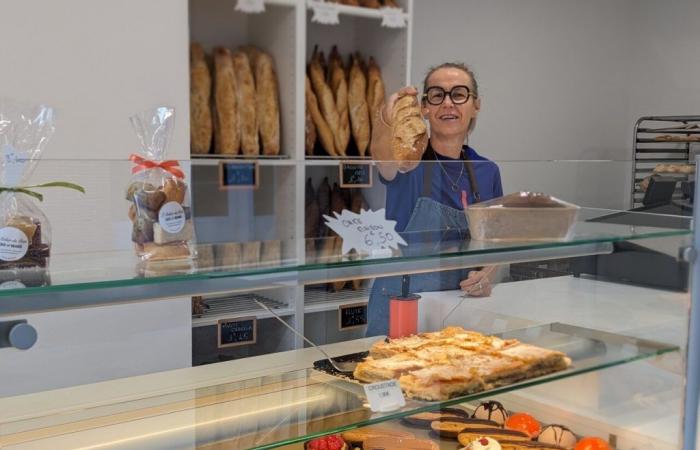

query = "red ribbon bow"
[[129, 154, 185, 179]]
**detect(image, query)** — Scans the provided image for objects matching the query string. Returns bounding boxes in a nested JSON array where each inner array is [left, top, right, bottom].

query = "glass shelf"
[[0, 207, 690, 315], [0, 323, 678, 449]]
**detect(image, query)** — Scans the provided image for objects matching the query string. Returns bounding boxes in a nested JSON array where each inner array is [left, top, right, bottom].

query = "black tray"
[[312, 351, 369, 380]]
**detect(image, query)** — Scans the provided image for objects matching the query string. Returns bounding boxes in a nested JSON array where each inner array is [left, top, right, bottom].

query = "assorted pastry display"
[[305, 176, 367, 291], [189, 42, 280, 156], [307, 46, 385, 158], [305, 400, 612, 450], [352, 326, 571, 401]]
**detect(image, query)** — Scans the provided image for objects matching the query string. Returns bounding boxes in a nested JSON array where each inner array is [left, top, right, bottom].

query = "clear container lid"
[[470, 191, 580, 209]]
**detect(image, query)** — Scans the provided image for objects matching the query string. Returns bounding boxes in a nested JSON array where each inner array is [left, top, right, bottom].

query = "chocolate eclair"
[[498, 440, 567, 450], [402, 407, 470, 428], [432, 417, 500, 438], [472, 400, 509, 426], [537, 425, 577, 449], [457, 428, 530, 446]]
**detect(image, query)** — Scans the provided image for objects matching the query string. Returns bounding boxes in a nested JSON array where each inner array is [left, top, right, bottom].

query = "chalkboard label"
[[339, 161, 372, 188], [218, 161, 259, 190], [218, 316, 257, 348], [339, 302, 368, 330]]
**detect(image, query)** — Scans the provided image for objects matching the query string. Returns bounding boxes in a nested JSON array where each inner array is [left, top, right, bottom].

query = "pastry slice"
[[430, 417, 500, 438], [398, 364, 486, 401], [498, 440, 567, 450], [340, 426, 413, 447], [353, 354, 427, 383], [457, 428, 530, 446]]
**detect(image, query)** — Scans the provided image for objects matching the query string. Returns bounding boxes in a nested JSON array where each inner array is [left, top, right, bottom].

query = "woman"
[[366, 62, 503, 336]]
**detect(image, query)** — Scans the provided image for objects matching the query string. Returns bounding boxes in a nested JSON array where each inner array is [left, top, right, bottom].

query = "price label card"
[[380, 7, 406, 29], [235, 0, 266, 13], [363, 379, 406, 412], [310, 1, 340, 25], [218, 316, 257, 348], [339, 302, 368, 330], [218, 161, 259, 190], [339, 161, 372, 188], [323, 208, 407, 255]]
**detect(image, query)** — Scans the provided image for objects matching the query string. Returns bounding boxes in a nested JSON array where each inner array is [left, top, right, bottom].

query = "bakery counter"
[[0, 276, 681, 449]]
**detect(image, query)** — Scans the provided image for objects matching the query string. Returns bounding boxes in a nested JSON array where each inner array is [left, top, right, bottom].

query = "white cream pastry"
[[538, 424, 577, 449], [463, 437, 502, 450], [472, 400, 509, 425]]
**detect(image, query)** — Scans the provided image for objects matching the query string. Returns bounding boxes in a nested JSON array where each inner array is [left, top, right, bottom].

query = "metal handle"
[[253, 299, 335, 362]]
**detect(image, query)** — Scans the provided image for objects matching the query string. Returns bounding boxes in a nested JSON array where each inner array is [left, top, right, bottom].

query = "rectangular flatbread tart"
[[353, 327, 571, 401]]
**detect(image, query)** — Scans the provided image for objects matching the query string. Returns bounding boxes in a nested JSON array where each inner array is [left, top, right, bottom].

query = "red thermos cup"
[[389, 293, 421, 339]]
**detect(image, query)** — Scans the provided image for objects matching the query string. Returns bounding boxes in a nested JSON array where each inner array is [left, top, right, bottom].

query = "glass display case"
[[0, 159, 696, 450]]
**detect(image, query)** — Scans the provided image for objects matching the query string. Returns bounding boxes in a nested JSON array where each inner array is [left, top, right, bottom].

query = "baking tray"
[[312, 350, 368, 380]]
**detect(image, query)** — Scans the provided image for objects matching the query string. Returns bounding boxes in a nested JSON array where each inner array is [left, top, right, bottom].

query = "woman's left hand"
[[460, 267, 496, 297]]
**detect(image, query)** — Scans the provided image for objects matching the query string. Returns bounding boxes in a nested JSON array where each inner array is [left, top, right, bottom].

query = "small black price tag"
[[218, 161, 259, 190], [339, 161, 372, 188], [217, 316, 257, 348], [338, 302, 368, 330]]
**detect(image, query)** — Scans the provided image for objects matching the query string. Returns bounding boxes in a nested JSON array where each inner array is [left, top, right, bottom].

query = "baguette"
[[253, 50, 281, 155], [213, 47, 240, 155], [359, 0, 381, 7], [350, 188, 366, 290], [348, 53, 371, 156], [317, 176, 332, 236], [190, 43, 213, 154], [305, 101, 317, 155], [232, 51, 259, 155], [305, 178, 320, 238], [391, 94, 428, 161], [309, 49, 341, 157], [329, 46, 350, 156], [331, 236, 347, 292], [306, 75, 337, 156], [340, 0, 360, 5], [366, 56, 386, 127]]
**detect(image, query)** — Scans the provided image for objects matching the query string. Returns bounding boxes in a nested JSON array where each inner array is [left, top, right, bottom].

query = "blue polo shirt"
[[380, 146, 503, 232]]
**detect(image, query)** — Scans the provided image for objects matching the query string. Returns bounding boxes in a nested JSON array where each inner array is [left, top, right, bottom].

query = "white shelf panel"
[[192, 293, 294, 327], [307, 1, 410, 21], [191, 155, 297, 166], [304, 284, 370, 313]]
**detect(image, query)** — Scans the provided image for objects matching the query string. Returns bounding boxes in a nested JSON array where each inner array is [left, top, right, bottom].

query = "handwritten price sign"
[[323, 208, 407, 255]]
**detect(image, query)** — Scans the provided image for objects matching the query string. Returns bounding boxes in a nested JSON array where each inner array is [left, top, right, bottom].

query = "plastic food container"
[[466, 192, 580, 241]]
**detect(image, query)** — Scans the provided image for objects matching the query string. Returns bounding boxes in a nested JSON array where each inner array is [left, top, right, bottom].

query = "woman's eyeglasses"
[[422, 85, 475, 106]]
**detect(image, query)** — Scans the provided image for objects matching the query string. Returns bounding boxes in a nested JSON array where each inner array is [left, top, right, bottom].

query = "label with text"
[[2, 144, 27, 187], [219, 161, 258, 189], [158, 201, 186, 234], [339, 161, 372, 188], [218, 317, 257, 348], [339, 302, 368, 330], [0, 227, 29, 262], [323, 208, 407, 255], [310, 1, 340, 25], [235, 0, 266, 13], [363, 379, 406, 412]]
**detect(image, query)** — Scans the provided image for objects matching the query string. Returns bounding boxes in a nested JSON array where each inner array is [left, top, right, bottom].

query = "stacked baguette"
[[189, 42, 280, 156], [306, 46, 385, 158]]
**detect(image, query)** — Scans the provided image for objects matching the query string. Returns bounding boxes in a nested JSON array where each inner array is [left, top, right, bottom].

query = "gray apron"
[[366, 149, 479, 336]]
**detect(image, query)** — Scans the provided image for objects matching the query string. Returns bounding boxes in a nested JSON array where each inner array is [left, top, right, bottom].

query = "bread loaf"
[[359, 0, 381, 7], [391, 94, 428, 161], [317, 177, 332, 237], [242, 241, 261, 266], [215, 243, 242, 269], [213, 47, 240, 155], [341, 0, 360, 5], [260, 240, 281, 265], [348, 53, 371, 156], [253, 50, 281, 155], [306, 75, 337, 156], [232, 51, 259, 155], [329, 46, 350, 156], [367, 57, 386, 131], [305, 178, 320, 238], [190, 43, 213, 154], [309, 49, 341, 156], [382, 0, 399, 7], [331, 236, 347, 292], [305, 101, 317, 155]]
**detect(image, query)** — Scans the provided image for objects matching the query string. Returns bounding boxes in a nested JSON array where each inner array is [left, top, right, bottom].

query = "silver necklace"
[[434, 149, 465, 192]]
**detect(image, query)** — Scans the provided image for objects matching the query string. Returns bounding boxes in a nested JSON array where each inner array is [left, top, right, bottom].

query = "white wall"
[[0, 0, 192, 396], [412, 0, 699, 210]]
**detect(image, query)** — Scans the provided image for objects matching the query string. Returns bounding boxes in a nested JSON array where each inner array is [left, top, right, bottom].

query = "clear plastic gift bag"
[[0, 101, 55, 272], [128, 107, 194, 261]]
